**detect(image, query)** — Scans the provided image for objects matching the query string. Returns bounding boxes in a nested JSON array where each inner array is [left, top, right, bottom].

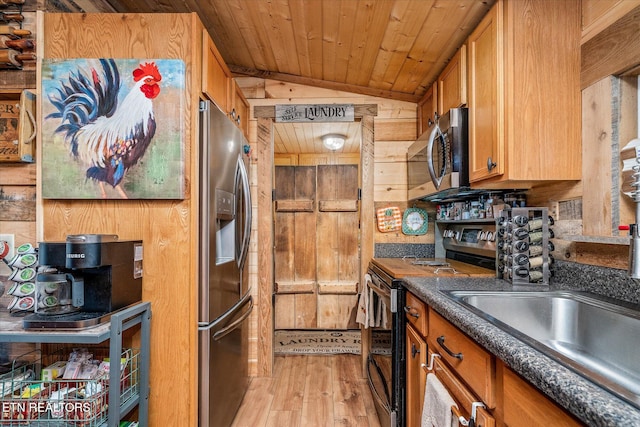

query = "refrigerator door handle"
[[213, 296, 253, 341], [236, 155, 252, 270]]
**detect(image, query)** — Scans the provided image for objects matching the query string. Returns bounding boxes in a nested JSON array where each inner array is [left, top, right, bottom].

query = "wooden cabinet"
[[404, 290, 585, 427], [429, 349, 496, 427], [406, 322, 428, 427], [230, 79, 250, 137], [202, 30, 231, 113], [405, 292, 496, 427], [417, 82, 437, 136], [429, 309, 496, 408], [501, 363, 583, 426], [405, 290, 428, 335], [438, 45, 467, 115], [202, 33, 250, 137], [466, 0, 581, 187]]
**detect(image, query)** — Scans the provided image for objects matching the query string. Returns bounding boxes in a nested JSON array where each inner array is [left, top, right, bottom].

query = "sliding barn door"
[[274, 164, 360, 329]]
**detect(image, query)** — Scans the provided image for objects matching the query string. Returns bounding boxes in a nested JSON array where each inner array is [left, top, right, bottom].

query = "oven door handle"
[[368, 276, 391, 300], [366, 354, 391, 412]]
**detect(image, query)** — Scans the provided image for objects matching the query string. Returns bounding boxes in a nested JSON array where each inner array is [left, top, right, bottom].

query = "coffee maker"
[[22, 234, 143, 329]]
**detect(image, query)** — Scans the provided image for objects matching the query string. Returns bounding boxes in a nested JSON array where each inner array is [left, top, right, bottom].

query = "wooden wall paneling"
[[256, 117, 274, 377], [374, 153, 408, 202], [359, 113, 375, 375], [618, 76, 639, 229], [274, 153, 299, 165], [581, 0, 640, 44], [41, 13, 201, 426], [0, 185, 35, 221], [0, 163, 36, 246], [581, 5, 640, 89], [582, 77, 614, 236]]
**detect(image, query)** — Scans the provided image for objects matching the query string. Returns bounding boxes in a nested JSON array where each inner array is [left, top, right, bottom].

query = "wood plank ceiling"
[[73, 0, 495, 153]]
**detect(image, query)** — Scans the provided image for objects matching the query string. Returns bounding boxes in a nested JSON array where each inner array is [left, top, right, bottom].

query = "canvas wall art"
[[41, 58, 186, 199]]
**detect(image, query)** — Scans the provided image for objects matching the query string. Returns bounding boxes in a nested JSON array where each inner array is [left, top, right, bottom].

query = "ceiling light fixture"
[[322, 134, 346, 151]]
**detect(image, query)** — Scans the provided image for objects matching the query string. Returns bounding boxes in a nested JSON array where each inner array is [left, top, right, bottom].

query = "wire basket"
[[0, 347, 139, 426]]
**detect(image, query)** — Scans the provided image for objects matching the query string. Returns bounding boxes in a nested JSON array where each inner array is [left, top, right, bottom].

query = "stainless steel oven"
[[366, 263, 405, 427], [407, 108, 469, 201]]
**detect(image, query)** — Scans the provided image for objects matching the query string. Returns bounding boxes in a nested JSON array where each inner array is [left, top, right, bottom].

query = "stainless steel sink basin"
[[446, 290, 640, 409]]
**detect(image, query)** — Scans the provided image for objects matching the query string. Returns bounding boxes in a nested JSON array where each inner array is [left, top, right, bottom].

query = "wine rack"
[[496, 207, 554, 285]]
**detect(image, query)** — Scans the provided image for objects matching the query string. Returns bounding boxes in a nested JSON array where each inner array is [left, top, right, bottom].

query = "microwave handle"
[[426, 124, 444, 189]]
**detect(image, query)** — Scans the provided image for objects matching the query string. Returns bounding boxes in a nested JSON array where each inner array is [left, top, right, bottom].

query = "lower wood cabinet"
[[405, 290, 584, 427], [406, 324, 427, 427], [501, 364, 583, 426]]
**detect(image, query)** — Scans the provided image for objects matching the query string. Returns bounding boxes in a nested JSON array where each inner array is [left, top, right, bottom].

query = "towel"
[[356, 274, 373, 328], [421, 373, 460, 427], [374, 293, 389, 329]]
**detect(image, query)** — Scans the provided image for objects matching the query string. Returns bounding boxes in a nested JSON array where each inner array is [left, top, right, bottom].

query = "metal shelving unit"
[[0, 302, 151, 427]]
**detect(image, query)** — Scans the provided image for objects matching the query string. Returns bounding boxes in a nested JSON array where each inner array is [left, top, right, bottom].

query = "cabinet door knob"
[[411, 343, 420, 358], [487, 157, 497, 172]]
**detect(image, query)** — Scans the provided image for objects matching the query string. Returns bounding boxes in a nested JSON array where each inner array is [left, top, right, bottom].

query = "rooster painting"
[[42, 58, 185, 199]]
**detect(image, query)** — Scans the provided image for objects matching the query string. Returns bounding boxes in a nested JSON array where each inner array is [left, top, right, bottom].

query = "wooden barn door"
[[274, 164, 360, 330], [316, 164, 359, 329], [274, 166, 317, 328]]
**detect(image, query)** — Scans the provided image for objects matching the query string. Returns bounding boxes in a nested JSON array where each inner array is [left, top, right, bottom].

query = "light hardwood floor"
[[232, 354, 383, 427]]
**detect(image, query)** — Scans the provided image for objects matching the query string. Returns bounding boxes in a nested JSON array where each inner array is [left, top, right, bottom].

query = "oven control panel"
[[441, 222, 496, 258]]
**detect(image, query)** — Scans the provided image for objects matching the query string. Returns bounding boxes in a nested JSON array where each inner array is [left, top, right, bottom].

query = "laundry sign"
[[275, 104, 355, 122]]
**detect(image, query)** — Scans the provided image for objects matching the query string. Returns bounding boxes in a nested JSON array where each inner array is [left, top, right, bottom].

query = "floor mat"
[[274, 329, 391, 355]]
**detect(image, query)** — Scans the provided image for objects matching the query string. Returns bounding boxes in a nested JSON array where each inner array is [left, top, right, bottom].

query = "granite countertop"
[[402, 276, 640, 427]]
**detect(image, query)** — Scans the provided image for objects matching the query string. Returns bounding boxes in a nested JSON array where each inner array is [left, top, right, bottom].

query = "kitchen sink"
[[445, 290, 640, 409]]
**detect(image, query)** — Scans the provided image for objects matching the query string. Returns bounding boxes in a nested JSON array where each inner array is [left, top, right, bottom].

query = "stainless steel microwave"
[[407, 107, 469, 201]]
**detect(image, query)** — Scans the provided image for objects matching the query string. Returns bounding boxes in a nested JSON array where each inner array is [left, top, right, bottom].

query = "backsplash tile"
[[553, 260, 640, 305], [374, 243, 435, 259]]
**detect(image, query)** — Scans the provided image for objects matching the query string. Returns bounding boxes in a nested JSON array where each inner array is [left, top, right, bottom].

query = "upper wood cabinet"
[[417, 82, 437, 137], [230, 80, 250, 137], [466, 0, 581, 187], [202, 30, 231, 113], [438, 45, 467, 115]]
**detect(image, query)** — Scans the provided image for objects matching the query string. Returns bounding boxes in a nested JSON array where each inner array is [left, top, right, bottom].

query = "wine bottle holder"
[[496, 207, 553, 285]]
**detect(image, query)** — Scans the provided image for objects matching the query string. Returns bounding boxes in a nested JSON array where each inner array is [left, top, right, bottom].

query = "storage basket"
[[0, 347, 139, 426]]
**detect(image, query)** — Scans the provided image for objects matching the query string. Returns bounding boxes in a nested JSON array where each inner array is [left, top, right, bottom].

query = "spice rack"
[[496, 207, 553, 285]]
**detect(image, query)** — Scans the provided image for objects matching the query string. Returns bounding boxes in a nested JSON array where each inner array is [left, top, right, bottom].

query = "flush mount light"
[[322, 134, 346, 151]]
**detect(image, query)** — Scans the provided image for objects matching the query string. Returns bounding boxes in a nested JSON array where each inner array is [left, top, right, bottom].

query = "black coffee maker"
[[22, 234, 143, 329]]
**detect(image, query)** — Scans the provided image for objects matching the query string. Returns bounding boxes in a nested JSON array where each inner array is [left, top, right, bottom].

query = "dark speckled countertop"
[[402, 275, 640, 427]]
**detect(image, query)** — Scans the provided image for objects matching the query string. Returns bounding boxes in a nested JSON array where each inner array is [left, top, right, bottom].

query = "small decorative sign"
[[275, 104, 354, 123]]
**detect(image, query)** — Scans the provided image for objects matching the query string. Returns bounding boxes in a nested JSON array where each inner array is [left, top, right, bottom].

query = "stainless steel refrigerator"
[[198, 101, 253, 427]]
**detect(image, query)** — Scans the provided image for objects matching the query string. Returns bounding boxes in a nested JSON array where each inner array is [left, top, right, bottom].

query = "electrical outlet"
[[0, 234, 15, 275]]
